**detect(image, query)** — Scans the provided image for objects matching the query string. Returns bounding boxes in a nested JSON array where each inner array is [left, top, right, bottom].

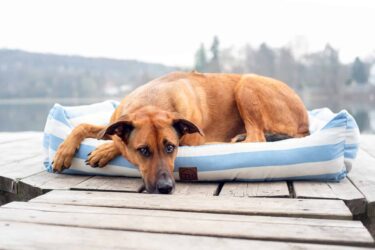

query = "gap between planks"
[[73, 176, 220, 196], [293, 178, 366, 217]]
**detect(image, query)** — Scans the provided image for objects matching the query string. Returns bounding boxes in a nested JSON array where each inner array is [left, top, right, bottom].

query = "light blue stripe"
[[43, 102, 360, 181], [43, 133, 50, 149], [175, 142, 344, 171], [49, 104, 72, 128], [322, 112, 347, 130], [346, 114, 358, 130], [344, 143, 359, 159], [47, 133, 344, 171], [59, 168, 347, 182], [47, 134, 137, 169], [321, 110, 358, 130]]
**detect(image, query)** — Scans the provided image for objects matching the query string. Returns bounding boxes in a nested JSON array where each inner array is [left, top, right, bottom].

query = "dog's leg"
[[52, 124, 106, 172], [86, 142, 120, 168], [234, 82, 266, 143], [179, 133, 206, 146]]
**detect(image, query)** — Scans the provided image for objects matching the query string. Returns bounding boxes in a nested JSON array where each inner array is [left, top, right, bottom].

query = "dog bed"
[[43, 100, 360, 182]]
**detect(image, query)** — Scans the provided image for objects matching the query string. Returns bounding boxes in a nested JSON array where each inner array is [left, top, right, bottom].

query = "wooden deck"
[[0, 132, 374, 249]]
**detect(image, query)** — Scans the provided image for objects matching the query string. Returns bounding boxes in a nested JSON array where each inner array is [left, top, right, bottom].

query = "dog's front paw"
[[52, 141, 77, 173], [86, 143, 119, 168]]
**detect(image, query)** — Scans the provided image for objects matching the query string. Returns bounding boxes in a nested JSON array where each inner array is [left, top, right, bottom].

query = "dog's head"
[[99, 106, 203, 194]]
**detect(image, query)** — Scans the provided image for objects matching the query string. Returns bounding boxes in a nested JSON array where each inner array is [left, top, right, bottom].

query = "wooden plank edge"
[[29, 190, 354, 220], [1, 221, 373, 250], [0, 206, 373, 247]]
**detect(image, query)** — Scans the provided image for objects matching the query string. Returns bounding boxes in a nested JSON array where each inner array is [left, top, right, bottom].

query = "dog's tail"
[[265, 132, 293, 142]]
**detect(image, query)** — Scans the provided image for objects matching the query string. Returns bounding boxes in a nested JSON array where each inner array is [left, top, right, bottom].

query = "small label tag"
[[179, 167, 198, 181]]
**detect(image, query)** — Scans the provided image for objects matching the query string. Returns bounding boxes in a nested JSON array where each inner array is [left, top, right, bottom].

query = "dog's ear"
[[98, 117, 134, 143], [172, 118, 204, 138]]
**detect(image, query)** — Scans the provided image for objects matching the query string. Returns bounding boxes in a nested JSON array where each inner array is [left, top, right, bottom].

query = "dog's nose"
[[156, 173, 174, 194]]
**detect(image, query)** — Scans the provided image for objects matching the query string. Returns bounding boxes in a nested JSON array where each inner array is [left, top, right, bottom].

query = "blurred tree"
[[254, 43, 275, 77], [194, 43, 207, 72], [210, 36, 219, 61], [243, 44, 256, 73], [208, 36, 221, 72], [276, 47, 297, 87], [351, 57, 368, 84], [302, 44, 341, 93]]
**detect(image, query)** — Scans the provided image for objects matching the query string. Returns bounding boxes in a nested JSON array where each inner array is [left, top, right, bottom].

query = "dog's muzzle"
[[155, 171, 175, 194]]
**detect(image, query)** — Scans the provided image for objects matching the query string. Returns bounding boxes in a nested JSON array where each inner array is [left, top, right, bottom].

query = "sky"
[[0, 0, 374, 67]]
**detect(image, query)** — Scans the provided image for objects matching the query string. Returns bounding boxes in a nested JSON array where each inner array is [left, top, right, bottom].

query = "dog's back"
[[113, 72, 309, 143]]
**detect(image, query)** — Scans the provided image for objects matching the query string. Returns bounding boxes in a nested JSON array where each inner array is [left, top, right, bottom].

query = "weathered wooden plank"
[[0, 135, 43, 152], [0, 155, 45, 193], [0, 152, 42, 166], [1, 202, 373, 246], [30, 190, 353, 219], [220, 182, 289, 197], [173, 182, 219, 196], [15, 172, 92, 201], [0, 221, 370, 250], [18, 171, 92, 194], [293, 179, 366, 217], [73, 176, 144, 192], [360, 134, 375, 157], [0, 136, 44, 165], [0, 155, 44, 178], [4, 202, 364, 228], [348, 149, 375, 218], [0, 132, 42, 144]]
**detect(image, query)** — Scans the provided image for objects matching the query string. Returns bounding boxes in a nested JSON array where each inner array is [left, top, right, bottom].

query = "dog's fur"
[[52, 72, 309, 194]]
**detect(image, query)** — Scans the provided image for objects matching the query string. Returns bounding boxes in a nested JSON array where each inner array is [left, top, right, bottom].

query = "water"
[[0, 98, 374, 133], [0, 98, 118, 132]]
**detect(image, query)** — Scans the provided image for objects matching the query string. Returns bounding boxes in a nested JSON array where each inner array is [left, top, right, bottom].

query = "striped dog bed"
[[43, 101, 360, 182]]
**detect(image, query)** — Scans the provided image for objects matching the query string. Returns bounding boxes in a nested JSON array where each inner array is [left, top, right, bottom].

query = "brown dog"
[[52, 72, 309, 194]]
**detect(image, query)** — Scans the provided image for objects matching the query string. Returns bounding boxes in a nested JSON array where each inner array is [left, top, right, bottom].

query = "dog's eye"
[[138, 147, 151, 157], [165, 144, 175, 154]]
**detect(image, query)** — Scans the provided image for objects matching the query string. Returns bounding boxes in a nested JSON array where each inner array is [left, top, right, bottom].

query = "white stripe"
[[48, 152, 343, 180], [44, 118, 72, 136], [68, 158, 140, 177], [177, 127, 346, 157], [70, 112, 113, 126], [44, 102, 358, 181], [345, 129, 360, 145], [181, 157, 345, 181], [47, 116, 352, 157]]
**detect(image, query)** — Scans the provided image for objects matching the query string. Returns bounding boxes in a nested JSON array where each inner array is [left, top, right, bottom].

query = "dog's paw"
[[52, 141, 77, 173], [86, 143, 118, 168], [231, 133, 247, 143]]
